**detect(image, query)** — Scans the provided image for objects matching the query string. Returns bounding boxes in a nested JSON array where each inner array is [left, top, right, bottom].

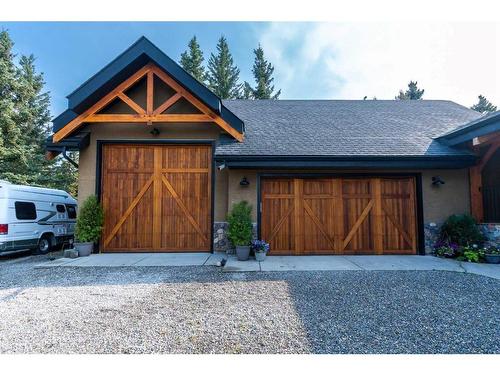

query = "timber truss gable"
[[52, 63, 244, 143]]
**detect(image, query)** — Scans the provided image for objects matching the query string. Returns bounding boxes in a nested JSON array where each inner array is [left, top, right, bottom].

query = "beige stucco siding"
[[214, 168, 228, 221], [421, 169, 470, 223], [224, 169, 470, 223]]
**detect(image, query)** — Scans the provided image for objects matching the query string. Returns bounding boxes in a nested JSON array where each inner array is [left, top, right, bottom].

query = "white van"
[[0, 180, 77, 255]]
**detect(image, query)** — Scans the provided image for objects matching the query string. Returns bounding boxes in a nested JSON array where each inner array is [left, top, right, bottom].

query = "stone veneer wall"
[[479, 224, 500, 247], [424, 222, 441, 254], [419, 222, 500, 254], [213, 222, 257, 253]]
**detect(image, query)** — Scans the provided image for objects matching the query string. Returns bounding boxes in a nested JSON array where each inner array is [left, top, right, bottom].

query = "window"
[[56, 204, 66, 213], [15, 201, 37, 220], [66, 205, 77, 219]]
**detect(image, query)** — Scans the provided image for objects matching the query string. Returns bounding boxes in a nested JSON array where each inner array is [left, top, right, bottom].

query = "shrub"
[[75, 195, 104, 243], [460, 245, 484, 263], [463, 250, 480, 263], [439, 214, 485, 247], [227, 201, 253, 246]]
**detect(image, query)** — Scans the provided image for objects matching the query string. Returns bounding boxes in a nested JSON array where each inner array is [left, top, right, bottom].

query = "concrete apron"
[[36, 253, 225, 268], [223, 255, 500, 280], [36, 253, 500, 280]]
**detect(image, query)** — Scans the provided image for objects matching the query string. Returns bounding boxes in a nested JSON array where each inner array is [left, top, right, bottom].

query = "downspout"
[[62, 147, 79, 168]]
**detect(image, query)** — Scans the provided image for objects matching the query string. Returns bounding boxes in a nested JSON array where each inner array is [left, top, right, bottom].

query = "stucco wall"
[[77, 122, 222, 206], [224, 169, 471, 224], [420, 169, 470, 223]]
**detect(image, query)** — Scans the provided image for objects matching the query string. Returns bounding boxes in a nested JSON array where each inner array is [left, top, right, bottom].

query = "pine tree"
[[244, 45, 280, 99], [0, 30, 77, 193], [471, 95, 497, 114], [179, 36, 206, 83], [396, 81, 424, 100], [0, 30, 25, 184], [207, 36, 241, 99], [242, 82, 253, 99]]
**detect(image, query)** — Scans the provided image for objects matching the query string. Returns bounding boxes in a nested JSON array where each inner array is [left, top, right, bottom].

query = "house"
[[45, 37, 500, 255]]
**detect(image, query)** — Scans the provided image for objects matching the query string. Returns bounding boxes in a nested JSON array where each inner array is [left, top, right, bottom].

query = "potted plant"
[[433, 240, 460, 258], [227, 201, 253, 261], [252, 240, 270, 262], [74, 195, 104, 257], [484, 247, 500, 264]]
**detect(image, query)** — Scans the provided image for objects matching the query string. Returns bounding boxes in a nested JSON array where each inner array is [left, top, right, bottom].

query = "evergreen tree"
[[242, 82, 254, 99], [0, 30, 25, 184], [0, 30, 77, 193], [396, 81, 424, 100], [179, 36, 206, 83], [207, 36, 241, 99], [471, 95, 497, 114], [244, 45, 280, 99]]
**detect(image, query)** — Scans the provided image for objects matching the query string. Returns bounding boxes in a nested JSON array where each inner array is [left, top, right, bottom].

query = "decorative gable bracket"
[[52, 63, 244, 143]]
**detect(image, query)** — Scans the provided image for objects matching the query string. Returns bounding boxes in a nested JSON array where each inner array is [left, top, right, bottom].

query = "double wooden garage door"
[[261, 177, 418, 255], [100, 144, 211, 252]]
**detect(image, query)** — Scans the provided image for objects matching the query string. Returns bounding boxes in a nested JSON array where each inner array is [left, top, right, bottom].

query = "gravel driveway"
[[0, 255, 498, 354]]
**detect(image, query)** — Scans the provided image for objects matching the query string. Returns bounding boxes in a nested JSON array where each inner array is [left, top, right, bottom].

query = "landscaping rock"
[[63, 249, 78, 258], [0, 255, 498, 354]]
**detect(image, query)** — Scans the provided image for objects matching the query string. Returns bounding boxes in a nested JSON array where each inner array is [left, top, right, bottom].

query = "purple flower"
[[251, 239, 270, 253]]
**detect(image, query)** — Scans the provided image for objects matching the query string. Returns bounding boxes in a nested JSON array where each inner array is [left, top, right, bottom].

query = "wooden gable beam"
[[117, 92, 146, 115], [153, 93, 182, 115], [146, 70, 154, 115], [472, 132, 500, 146], [85, 114, 213, 123], [469, 138, 500, 222], [53, 62, 244, 143], [53, 64, 153, 142], [478, 139, 500, 171], [151, 65, 244, 142]]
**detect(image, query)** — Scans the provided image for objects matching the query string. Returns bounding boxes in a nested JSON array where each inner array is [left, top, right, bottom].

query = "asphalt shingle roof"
[[216, 100, 482, 157]]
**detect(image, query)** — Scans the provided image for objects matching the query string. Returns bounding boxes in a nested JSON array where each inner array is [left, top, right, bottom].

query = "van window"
[[66, 205, 77, 219], [15, 201, 37, 220], [56, 204, 66, 213]]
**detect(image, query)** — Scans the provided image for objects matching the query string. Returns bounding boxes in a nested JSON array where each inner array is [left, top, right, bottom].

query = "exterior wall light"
[[240, 177, 250, 186], [150, 128, 160, 136], [432, 176, 445, 186]]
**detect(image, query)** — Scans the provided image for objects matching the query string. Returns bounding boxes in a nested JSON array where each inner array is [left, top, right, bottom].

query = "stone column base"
[[213, 222, 257, 253]]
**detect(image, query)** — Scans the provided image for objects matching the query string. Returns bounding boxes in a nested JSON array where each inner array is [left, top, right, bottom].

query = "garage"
[[260, 176, 418, 255], [100, 143, 212, 252]]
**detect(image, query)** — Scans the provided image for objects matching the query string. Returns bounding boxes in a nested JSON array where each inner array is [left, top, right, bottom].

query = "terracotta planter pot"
[[236, 245, 250, 261], [74, 242, 93, 257]]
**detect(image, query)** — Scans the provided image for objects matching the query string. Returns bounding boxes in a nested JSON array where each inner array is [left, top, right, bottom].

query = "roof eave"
[[66, 36, 220, 114], [437, 111, 500, 146], [214, 155, 477, 169]]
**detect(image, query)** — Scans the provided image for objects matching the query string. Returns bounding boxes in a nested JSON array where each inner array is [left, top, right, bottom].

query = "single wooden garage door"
[[100, 144, 211, 252], [261, 177, 418, 255]]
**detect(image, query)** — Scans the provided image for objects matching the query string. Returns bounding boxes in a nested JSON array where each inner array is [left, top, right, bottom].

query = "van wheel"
[[34, 236, 51, 255]]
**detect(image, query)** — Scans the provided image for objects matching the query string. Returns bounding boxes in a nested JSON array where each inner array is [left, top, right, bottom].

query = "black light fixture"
[[239, 177, 250, 186], [150, 127, 160, 136], [432, 176, 445, 186]]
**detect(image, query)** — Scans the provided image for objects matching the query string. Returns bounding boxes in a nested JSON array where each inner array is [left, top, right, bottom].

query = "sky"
[[1, 21, 499, 117]]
